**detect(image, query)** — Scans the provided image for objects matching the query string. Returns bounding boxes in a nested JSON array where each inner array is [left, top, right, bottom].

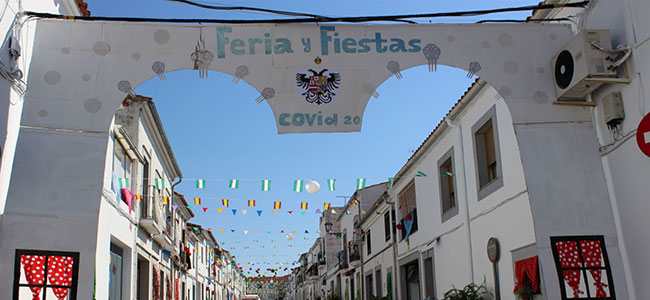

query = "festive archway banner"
[[26, 21, 572, 134]]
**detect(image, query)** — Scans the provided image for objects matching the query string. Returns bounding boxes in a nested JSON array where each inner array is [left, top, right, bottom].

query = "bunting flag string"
[[155, 178, 164, 190], [222, 199, 230, 207], [388, 177, 394, 189], [196, 179, 206, 189], [242, 209, 248, 215], [273, 201, 282, 209], [256, 210, 262, 216], [119, 178, 129, 188], [194, 197, 201, 205], [232, 209, 237, 215], [300, 202, 308, 210], [324, 203, 331, 210], [217, 208, 223, 213], [248, 200, 256, 207], [416, 171, 428, 177]]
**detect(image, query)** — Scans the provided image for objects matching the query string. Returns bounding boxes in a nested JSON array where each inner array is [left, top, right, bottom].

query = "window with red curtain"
[[551, 236, 615, 299], [398, 180, 418, 240], [12, 249, 79, 300]]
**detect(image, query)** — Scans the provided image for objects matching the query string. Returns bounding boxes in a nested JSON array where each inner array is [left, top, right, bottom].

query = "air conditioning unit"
[[553, 30, 617, 100]]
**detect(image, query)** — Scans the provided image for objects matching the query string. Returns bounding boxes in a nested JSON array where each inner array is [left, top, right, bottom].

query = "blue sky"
[[85, 0, 539, 276]]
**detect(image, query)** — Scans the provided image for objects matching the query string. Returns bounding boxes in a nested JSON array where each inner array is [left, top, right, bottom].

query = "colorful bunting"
[[261, 179, 271, 191], [388, 177, 394, 189], [324, 203, 331, 210], [293, 179, 303, 192], [300, 202, 308, 210], [196, 179, 206, 189], [244, 230, 249, 235], [256, 210, 263, 216], [248, 200, 256, 207], [172, 205, 178, 210], [119, 178, 129, 188], [217, 208, 223, 213], [136, 194, 142, 201], [163, 196, 169, 204], [288, 211, 293, 214], [416, 171, 428, 177], [229, 179, 239, 189], [327, 179, 336, 191], [232, 209, 237, 215], [356, 178, 366, 190], [194, 197, 201, 205], [222, 199, 230, 207], [203, 207, 208, 212], [272, 211, 278, 214], [242, 209, 248, 215]]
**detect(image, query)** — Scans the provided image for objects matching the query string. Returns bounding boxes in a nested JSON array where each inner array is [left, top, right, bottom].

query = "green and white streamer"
[[327, 179, 336, 191], [119, 178, 129, 189], [155, 178, 164, 190], [229, 179, 239, 189], [293, 179, 303, 192], [356, 178, 366, 190], [196, 179, 206, 189], [261, 179, 271, 191]]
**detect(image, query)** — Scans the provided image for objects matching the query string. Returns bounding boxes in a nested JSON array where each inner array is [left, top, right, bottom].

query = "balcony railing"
[[349, 243, 361, 263], [337, 249, 348, 270]]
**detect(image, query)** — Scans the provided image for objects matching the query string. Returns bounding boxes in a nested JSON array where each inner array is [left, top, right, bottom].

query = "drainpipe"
[[445, 117, 474, 282], [171, 177, 182, 299], [386, 193, 399, 300]]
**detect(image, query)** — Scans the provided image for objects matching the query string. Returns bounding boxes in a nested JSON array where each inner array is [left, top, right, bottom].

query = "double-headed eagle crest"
[[296, 69, 341, 105]]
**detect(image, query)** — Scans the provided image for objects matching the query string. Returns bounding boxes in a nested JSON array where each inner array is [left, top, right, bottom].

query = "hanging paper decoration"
[[288, 211, 293, 214], [202, 207, 208, 212], [231, 229, 235, 232], [327, 179, 336, 191], [261, 179, 271, 191], [155, 178, 164, 190], [273, 201, 282, 209], [172, 205, 178, 210], [193, 180, 204, 190], [324, 203, 331, 210], [248, 200, 256, 207], [350, 199, 359, 205], [293, 179, 304, 192], [242, 209, 248, 215], [257, 210, 263, 216], [305, 230, 309, 234], [244, 230, 249, 235], [416, 171, 428, 177], [136, 194, 142, 201], [272, 211, 278, 214], [217, 208, 223, 213], [232, 209, 237, 215], [301, 212, 306, 216], [229, 179, 239, 189], [361, 210, 366, 215], [222, 199, 230, 207], [300, 202, 308, 210], [219, 229, 223, 232], [356, 178, 366, 190], [388, 177, 394, 189], [194, 197, 201, 205], [163, 196, 169, 204], [119, 178, 129, 188]]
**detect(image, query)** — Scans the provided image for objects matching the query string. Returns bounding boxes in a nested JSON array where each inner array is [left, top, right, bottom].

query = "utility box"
[[602, 92, 624, 129]]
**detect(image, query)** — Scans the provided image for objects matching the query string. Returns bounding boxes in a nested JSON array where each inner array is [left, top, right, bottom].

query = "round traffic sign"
[[637, 113, 650, 158], [487, 237, 500, 263]]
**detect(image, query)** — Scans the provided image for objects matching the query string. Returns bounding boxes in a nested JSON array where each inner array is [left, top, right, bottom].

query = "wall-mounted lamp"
[[324, 222, 342, 238]]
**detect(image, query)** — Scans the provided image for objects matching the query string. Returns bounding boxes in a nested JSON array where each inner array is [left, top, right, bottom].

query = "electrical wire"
[[21, 1, 590, 24], [163, 0, 331, 19]]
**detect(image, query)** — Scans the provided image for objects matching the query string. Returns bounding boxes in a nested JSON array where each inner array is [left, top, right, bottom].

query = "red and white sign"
[[636, 112, 650, 158]]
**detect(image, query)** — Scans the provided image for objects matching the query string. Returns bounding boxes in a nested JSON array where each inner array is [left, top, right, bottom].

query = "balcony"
[[337, 249, 348, 270], [317, 253, 326, 265], [348, 243, 361, 267], [153, 232, 173, 248], [140, 218, 163, 235]]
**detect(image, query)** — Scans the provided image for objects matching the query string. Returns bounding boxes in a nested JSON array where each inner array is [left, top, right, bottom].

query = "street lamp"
[[324, 222, 342, 238]]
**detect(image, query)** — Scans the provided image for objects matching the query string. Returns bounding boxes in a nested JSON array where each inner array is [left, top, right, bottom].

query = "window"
[[398, 181, 418, 240], [13, 249, 79, 300], [423, 250, 435, 299], [113, 141, 132, 182], [551, 236, 615, 299], [109, 244, 124, 300], [141, 159, 150, 218], [366, 230, 372, 255], [375, 269, 382, 297], [472, 106, 503, 199], [365, 274, 374, 299], [401, 260, 420, 300], [384, 212, 391, 242], [438, 149, 458, 222]]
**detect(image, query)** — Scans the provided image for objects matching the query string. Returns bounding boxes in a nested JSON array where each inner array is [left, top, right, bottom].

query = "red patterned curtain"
[[513, 256, 539, 293], [175, 278, 180, 300], [580, 240, 608, 297], [47, 256, 74, 300], [20, 255, 46, 300], [153, 265, 161, 300], [556, 241, 583, 298], [166, 274, 172, 300]]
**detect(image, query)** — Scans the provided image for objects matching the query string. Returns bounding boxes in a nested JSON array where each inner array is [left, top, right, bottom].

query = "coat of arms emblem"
[[296, 69, 341, 105]]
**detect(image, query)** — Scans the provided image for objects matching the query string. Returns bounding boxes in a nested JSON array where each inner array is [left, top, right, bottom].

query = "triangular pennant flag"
[[219, 229, 224, 232], [248, 200, 256, 207], [119, 178, 129, 189], [361, 210, 367, 214], [327, 179, 335, 191], [186, 206, 192, 209], [136, 194, 142, 201], [222, 199, 230, 207], [315, 209, 321, 214], [242, 209, 248, 215], [300, 202, 308, 210], [194, 197, 201, 205], [172, 205, 178, 210], [346, 210, 351, 215], [273, 201, 282, 210], [388, 177, 394, 189], [331, 209, 337, 214], [196, 179, 206, 189], [356, 178, 366, 190], [231, 229, 235, 232], [232, 209, 237, 215], [324, 203, 331, 210], [416, 171, 428, 177], [202, 207, 208, 212], [272, 211, 278, 214], [257, 210, 263, 216], [217, 208, 223, 213], [229, 179, 239, 189], [288, 211, 293, 214], [305, 230, 309, 233], [301, 212, 306, 216], [293, 179, 303, 192], [261, 179, 271, 191]]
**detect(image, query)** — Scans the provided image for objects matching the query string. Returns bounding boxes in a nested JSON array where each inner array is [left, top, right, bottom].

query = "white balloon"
[[305, 180, 320, 194], [286, 234, 294, 240]]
